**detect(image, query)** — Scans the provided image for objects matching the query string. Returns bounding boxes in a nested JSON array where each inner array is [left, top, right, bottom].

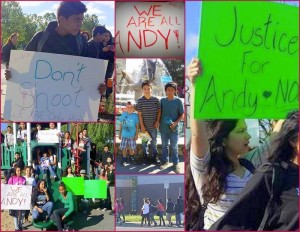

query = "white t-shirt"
[[142, 203, 150, 214], [25, 176, 36, 187], [190, 141, 271, 230]]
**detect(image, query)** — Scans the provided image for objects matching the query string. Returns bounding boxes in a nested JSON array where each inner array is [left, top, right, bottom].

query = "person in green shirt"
[[51, 183, 75, 231]]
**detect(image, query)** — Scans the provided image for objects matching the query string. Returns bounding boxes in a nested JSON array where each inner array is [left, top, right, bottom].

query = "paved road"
[[116, 222, 184, 231], [115, 155, 185, 174], [2, 208, 114, 231]]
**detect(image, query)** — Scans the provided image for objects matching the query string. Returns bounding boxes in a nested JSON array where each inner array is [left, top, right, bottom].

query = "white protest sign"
[[1, 184, 32, 210], [4, 50, 107, 122], [116, 2, 184, 57], [38, 130, 59, 143]]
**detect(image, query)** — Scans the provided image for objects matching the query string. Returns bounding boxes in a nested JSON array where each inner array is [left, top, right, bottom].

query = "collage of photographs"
[[0, 1, 298, 232]]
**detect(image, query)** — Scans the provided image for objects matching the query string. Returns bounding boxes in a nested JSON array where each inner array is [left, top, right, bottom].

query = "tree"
[[162, 59, 185, 88], [61, 123, 114, 153], [1, 1, 26, 48], [81, 14, 100, 36]]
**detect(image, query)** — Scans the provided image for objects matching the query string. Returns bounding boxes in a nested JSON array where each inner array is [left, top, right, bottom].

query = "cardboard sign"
[[62, 177, 84, 196], [38, 130, 59, 143], [116, 2, 184, 57], [1, 184, 32, 210], [4, 51, 107, 122], [84, 180, 107, 199], [195, 1, 298, 119]]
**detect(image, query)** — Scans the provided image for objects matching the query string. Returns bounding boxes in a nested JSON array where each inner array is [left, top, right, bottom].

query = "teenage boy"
[[25, 1, 88, 55], [136, 80, 161, 165], [119, 102, 139, 166], [5, 1, 88, 80], [159, 82, 184, 174]]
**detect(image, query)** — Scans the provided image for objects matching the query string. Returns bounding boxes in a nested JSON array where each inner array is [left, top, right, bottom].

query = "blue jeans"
[[142, 129, 158, 157], [13, 210, 25, 230], [161, 131, 179, 164], [175, 213, 181, 226], [39, 165, 57, 177], [32, 201, 54, 220]]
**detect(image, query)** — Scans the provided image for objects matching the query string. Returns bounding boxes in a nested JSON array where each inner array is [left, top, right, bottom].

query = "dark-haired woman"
[[8, 166, 26, 231], [31, 180, 53, 221], [156, 198, 165, 226], [211, 111, 299, 230], [185, 58, 284, 230], [51, 183, 75, 231], [2, 33, 18, 66]]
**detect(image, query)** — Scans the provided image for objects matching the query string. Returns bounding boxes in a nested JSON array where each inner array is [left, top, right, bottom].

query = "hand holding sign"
[[4, 51, 108, 122]]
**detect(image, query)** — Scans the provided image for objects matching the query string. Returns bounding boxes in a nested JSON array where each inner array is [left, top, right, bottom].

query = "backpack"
[[37, 31, 84, 55], [191, 158, 256, 231]]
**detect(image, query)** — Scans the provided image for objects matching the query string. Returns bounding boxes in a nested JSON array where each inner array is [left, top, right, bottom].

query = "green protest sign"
[[62, 177, 84, 195], [84, 180, 107, 199], [195, 1, 298, 119]]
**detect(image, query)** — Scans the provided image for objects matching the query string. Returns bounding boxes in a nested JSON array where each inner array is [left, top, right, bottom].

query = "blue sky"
[[17, 1, 115, 35]]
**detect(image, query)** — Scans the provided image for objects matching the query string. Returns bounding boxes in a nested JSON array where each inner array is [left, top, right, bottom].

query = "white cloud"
[[84, 1, 114, 9], [18, 1, 43, 7], [38, 10, 55, 17], [186, 33, 199, 53], [52, 3, 59, 11]]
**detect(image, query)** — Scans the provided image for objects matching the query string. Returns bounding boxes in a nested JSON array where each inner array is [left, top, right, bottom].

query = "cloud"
[[18, 1, 43, 7], [186, 33, 199, 53], [85, 1, 114, 9], [38, 10, 55, 16]]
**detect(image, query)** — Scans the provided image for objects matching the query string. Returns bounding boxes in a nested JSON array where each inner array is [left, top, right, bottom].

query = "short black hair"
[[92, 26, 107, 37], [141, 80, 152, 89], [57, 1, 87, 19], [164, 82, 177, 92], [7, 125, 12, 129]]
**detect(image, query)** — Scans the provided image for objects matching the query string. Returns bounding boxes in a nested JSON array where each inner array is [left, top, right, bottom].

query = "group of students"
[[118, 80, 184, 174], [186, 58, 299, 231], [5, 165, 75, 231], [140, 196, 184, 227]]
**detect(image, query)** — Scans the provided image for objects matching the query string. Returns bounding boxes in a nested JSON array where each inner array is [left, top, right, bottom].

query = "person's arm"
[[62, 192, 75, 219], [138, 111, 146, 132], [136, 100, 146, 132], [119, 123, 122, 140], [135, 123, 139, 141], [154, 109, 161, 129], [51, 155, 57, 165], [188, 58, 209, 158], [7, 176, 14, 184]]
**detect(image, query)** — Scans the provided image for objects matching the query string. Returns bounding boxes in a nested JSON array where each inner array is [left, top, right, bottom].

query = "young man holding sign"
[[5, 1, 87, 80]]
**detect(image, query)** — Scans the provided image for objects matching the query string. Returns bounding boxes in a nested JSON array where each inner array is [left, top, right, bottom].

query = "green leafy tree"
[[81, 14, 100, 37], [162, 59, 184, 88], [1, 1, 26, 48]]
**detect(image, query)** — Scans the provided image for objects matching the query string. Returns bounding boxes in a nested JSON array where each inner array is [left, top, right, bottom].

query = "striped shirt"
[[190, 141, 271, 230], [136, 96, 160, 130]]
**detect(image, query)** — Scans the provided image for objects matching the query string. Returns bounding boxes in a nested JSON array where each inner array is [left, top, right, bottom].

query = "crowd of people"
[[118, 80, 184, 174], [138, 196, 184, 228]]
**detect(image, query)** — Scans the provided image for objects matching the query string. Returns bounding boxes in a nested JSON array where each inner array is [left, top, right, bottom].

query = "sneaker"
[[173, 164, 181, 174], [109, 210, 114, 215], [154, 157, 161, 165], [129, 156, 135, 163], [122, 162, 126, 167], [160, 162, 169, 170], [102, 208, 107, 212]]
